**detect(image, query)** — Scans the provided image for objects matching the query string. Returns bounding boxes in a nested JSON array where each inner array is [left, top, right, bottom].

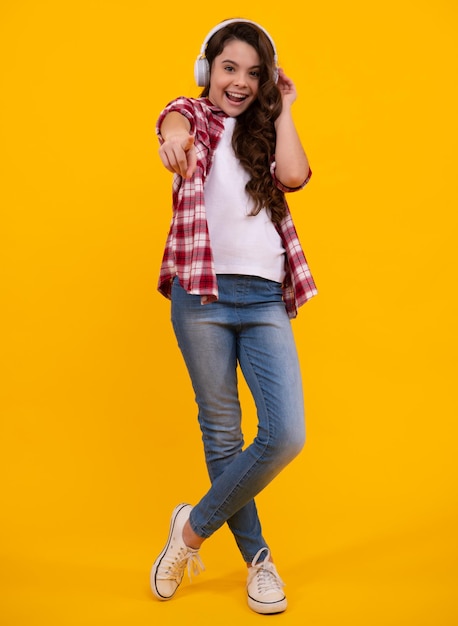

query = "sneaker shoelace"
[[252, 561, 285, 595], [160, 545, 205, 583], [249, 548, 285, 596]]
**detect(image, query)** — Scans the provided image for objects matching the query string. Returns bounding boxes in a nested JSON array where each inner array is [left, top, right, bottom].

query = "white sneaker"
[[247, 548, 287, 614], [150, 503, 205, 600]]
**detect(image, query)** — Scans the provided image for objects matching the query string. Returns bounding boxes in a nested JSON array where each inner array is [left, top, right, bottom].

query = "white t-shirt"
[[204, 117, 286, 284]]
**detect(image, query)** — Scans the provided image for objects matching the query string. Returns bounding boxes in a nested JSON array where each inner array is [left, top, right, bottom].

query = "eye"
[[224, 65, 235, 73], [250, 70, 260, 79]]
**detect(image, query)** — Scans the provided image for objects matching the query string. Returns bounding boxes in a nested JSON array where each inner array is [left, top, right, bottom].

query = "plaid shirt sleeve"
[[270, 160, 312, 193]]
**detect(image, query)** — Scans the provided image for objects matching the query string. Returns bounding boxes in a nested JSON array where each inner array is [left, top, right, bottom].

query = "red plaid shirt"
[[156, 97, 317, 318]]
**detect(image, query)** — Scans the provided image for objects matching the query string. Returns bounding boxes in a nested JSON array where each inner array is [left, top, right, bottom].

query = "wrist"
[[275, 106, 293, 128]]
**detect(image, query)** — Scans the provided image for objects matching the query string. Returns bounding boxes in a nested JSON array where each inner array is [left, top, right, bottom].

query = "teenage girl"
[[150, 18, 317, 615]]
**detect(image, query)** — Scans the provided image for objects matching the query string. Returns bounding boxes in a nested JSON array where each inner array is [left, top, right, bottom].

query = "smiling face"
[[208, 39, 260, 117]]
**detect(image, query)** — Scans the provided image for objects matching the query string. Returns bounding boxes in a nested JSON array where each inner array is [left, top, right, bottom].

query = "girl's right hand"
[[159, 133, 197, 179], [276, 68, 297, 108]]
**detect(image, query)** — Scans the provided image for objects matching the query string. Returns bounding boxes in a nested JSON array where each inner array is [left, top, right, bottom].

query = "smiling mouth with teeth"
[[226, 91, 248, 102]]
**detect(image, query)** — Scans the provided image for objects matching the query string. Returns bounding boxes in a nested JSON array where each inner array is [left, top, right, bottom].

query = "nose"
[[233, 71, 248, 86]]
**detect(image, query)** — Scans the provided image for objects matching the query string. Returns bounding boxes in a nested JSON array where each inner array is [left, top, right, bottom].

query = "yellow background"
[[1, 1, 457, 624]]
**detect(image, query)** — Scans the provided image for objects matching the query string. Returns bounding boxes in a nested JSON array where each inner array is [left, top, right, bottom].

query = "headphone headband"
[[194, 19, 278, 87]]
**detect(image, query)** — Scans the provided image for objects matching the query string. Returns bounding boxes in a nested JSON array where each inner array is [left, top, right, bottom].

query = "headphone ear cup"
[[194, 58, 210, 87]]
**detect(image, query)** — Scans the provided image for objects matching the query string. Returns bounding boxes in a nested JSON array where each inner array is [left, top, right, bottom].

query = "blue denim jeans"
[[171, 275, 305, 563]]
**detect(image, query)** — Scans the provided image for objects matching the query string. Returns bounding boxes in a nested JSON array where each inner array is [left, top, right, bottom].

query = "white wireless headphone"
[[194, 19, 279, 87]]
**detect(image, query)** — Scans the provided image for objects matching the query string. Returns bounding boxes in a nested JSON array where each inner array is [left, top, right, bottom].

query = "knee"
[[283, 430, 306, 461], [269, 419, 306, 463], [200, 419, 244, 463]]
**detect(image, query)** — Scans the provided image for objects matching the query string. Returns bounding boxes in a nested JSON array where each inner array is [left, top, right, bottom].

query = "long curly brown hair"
[[200, 21, 287, 224]]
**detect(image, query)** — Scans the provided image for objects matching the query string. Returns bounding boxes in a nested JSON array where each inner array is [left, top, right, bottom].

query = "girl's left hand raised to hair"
[[276, 68, 297, 107]]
